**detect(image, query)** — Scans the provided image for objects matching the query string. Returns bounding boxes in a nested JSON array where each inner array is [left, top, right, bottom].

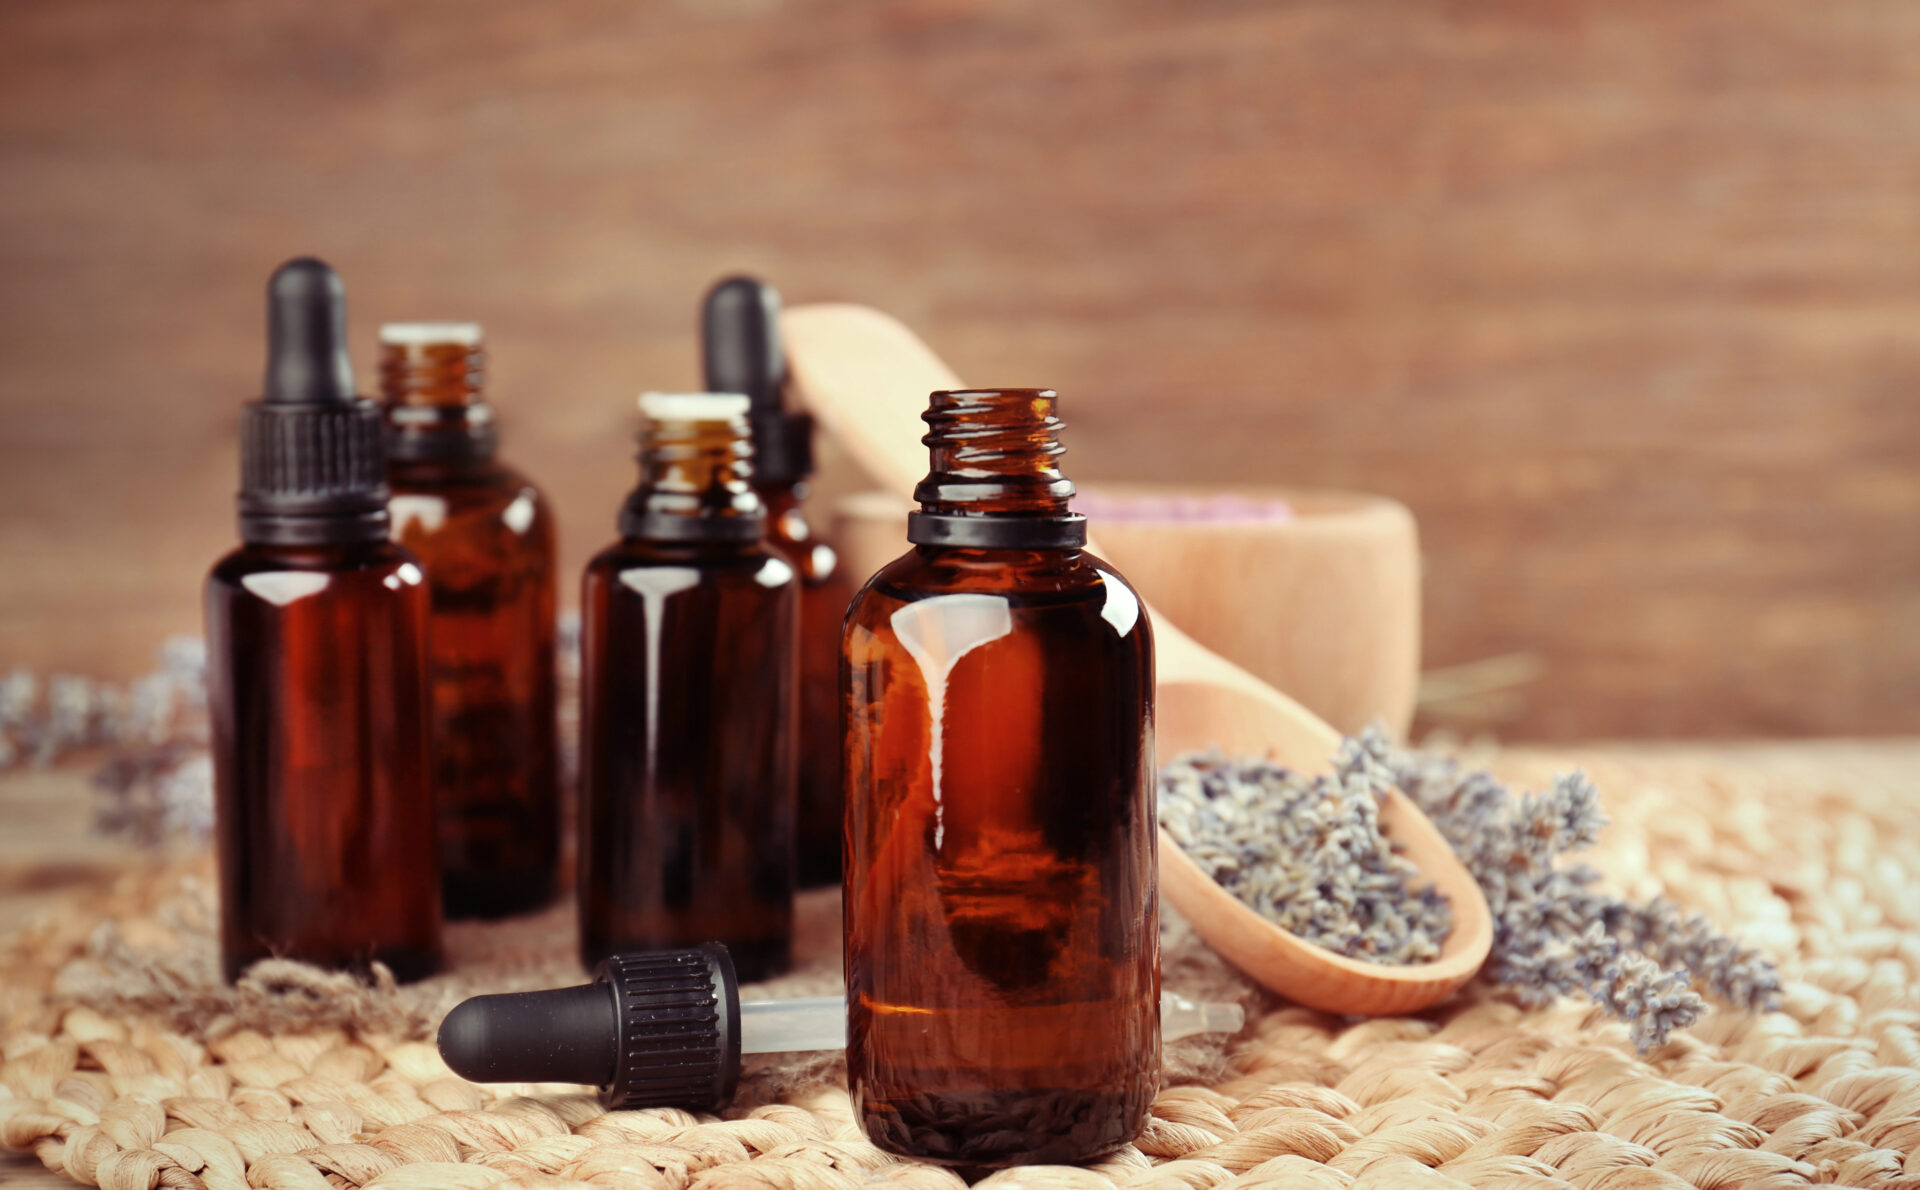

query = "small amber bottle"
[[579, 393, 798, 980], [843, 389, 1159, 1167], [205, 258, 442, 984], [701, 276, 851, 889], [380, 323, 560, 919]]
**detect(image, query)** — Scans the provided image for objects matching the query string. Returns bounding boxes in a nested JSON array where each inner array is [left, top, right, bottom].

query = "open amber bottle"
[[206, 259, 442, 983], [842, 388, 1159, 1167], [381, 324, 560, 919], [701, 276, 852, 888], [579, 394, 798, 980]]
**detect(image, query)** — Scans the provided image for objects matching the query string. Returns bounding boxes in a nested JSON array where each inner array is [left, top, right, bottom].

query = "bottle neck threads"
[[907, 389, 1087, 549], [620, 394, 766, 543], [379, 325, 497, 463]]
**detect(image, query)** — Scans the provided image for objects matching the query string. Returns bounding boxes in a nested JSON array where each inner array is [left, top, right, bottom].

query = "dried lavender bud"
[[1161, 728, 1777, 1050], [0, 639, 217, 845], [154, 753, 216, 839], [1158, 744, 1454, 966], [1616, 897, 1781, 1014], [45, 675, 109, 764], [0, 645, 208, 772], [1376, 728, 1780, 1048], [88, 637, 213, 846], [0, 668, 41, 766]]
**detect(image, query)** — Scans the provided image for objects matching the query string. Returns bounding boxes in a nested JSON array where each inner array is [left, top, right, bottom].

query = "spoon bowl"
[[1151, 671, 1492, 1014], [782, 303, 1491, 1015]]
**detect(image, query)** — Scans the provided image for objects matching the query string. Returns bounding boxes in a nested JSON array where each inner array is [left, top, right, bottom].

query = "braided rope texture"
[[3, 743, 1918, 1189]]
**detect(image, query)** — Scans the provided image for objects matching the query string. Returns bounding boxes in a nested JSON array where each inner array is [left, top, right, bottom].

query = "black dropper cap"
[[701, 275, 814, 486], [437, 944, 741, 1110], [237, 258, 389, 545]]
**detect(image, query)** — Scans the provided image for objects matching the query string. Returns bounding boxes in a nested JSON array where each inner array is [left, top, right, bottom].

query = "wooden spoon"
[[782, 303, 1492, 1016]]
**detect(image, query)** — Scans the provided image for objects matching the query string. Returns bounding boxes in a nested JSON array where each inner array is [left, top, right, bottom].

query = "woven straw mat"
[[2, 743, 1917, 1189]]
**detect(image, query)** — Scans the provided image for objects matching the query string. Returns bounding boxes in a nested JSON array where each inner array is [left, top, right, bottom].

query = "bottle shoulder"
[[763, 528, 838, 583], [208, 540, 426, 601], [848, 546, 1150, 642], [390, 465, 552, 551], [754, 484, 839, 581], [856, 546, 1137, 600], [587, 538, 795, 589], [212, 538, 418, 575], [483, 459, 550, 509]]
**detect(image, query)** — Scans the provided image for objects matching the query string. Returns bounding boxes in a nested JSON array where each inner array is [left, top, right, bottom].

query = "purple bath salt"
[[1074, 490, 1295, 524]]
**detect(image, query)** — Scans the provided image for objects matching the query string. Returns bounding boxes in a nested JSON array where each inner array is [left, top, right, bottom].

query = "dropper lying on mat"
[[437, 943, 1244, 1111]]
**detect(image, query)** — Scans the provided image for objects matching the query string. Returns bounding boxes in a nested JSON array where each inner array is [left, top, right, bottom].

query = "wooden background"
[[2, 0, 1917, 740]]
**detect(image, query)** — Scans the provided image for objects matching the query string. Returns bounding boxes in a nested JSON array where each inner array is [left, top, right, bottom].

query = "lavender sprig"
[[2, 639, 214, 845], [1379, 729, 1780, 1047], [1161, 729, 1778, 1049]]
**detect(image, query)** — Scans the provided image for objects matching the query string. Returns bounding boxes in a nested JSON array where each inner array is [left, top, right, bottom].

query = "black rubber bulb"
[[264, 257, 356, 406], [437, 981, 619, 1088], [700, 275, 785, 411], [699, 275, 813, 486], [435, 944, 741, 1110]]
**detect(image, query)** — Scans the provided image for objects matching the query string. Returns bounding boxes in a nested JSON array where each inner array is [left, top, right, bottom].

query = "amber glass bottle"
[[762, 483, 851, 883], [579, 394, 798, 980], [843, 389, 1159, 1167], [701, 276, 850, 888], [381, 324, 560, 919], [206, 258, 442, 984]]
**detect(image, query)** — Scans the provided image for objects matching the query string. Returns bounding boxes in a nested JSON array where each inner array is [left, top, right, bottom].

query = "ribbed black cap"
[[603, 946, 741, 1108], [237, 258, 389, 545], [701, 275, 814, 485], [436, 944, 741, 1111]]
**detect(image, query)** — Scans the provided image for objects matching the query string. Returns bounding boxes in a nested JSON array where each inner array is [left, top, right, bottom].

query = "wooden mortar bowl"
[[832, 484, 1420, 739], [1082, 482, 1421, 740]]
